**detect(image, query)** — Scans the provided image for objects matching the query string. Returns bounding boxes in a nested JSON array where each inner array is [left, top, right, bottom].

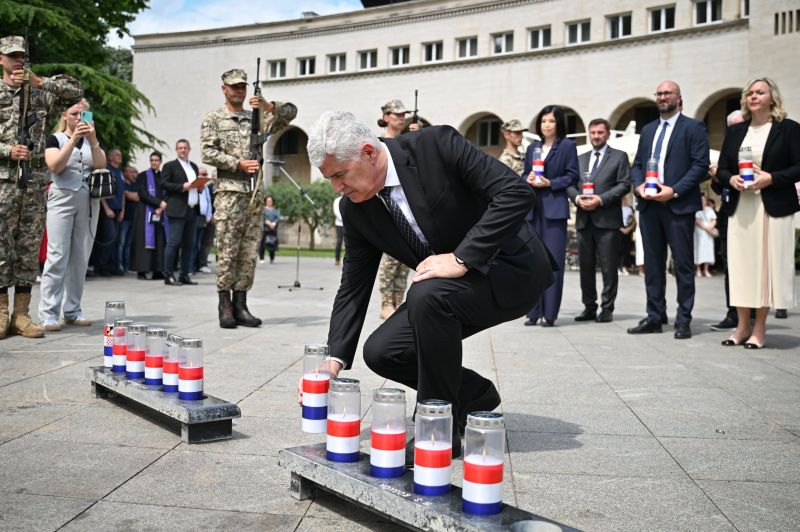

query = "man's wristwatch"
[[672, 192, 679, 199], [454, 255, 469, 270]]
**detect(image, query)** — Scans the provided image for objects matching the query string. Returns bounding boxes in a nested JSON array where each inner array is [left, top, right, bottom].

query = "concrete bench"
[[88, 366, 241, 443], [278, 443, 579, 532]]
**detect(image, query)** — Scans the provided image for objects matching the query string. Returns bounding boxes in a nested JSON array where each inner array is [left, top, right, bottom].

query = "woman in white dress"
[[716, 78, 800, 349], [693, 194, 717, 277]]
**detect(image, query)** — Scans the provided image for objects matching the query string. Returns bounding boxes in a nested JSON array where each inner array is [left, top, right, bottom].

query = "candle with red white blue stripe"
[[581, 171, 594, 196], [370, 388, 406, 478], [302, 343, 330, 433], [326, 378, 361, 463], [103, 301, 125, 369], [144, 327, 167, 387], [414, 399, 453, 496], [111, 319, 132, 374], [531, 146, 544, 185], [645, 158, 660, 197], [462, 411, 505, 516], [125, 323, 147, 379], [162, 334, 183, 393], [178, 338, 204, 400], [739, 146, 754, 188]]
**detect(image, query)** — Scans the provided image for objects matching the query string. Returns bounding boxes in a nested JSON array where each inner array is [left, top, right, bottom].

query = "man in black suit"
[[568, 118, 631, 323], [306, 111, 554, 457], [628, 81, 710, 339], [160, 139, 203, 286]]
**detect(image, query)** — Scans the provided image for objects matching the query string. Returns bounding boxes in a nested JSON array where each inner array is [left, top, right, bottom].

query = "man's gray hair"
[[726, 109, 744, 126], [307, 111, 383, 168]]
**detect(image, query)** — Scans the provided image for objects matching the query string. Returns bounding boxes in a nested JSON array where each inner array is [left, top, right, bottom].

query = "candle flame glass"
[[145, 327, 168, 358], [372, 388, 406, 434], [104, 301, 126, 328], [179, 338, 204, 368], [165, 334, 184, 363], [415, 399, 452, 449], [464, 411, 505, 463], [303, 343, 330, 377], [329, 378, 360, 419]]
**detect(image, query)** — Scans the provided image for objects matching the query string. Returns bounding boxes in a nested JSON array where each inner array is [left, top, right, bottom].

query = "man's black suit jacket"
[[160, 159, 200, 218], [568, 146, 631, 230], [327, 126, 555, 368]]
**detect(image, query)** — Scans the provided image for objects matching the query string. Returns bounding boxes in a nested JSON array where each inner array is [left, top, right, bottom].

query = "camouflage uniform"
[[379, 254, 409, 304], [498, 118, 527, 176], [200, 69, 296, 293]]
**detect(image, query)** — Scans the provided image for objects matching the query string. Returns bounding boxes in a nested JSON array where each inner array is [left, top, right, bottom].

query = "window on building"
[[390, 46, 410, 66], [608, 13, 632, 39], [650, 5, 676, 32], [297, 57, 315, 76], [491, 31, 514, 54], [567, 20, 591, 44], [328, 53, 346, 73], [742, 0, 749, 17], [457, 36, 478, 58], [268, 60, 286, 79], [423, 41, 443, 62], [695, 0, 722, 24], [476, 119, 501, 147], [359, 49, 378, 70], [529, 26, 551, 49]]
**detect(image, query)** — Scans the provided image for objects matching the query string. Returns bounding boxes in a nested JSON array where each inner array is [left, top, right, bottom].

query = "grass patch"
[[275, 247, 338, 259]]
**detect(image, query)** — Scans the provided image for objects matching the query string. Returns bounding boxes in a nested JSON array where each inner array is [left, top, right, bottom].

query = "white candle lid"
[[330, 377, 360, 393], [417, 399, 451, 417], [467, 411, 504, 429], [304, 343, 329, 356]]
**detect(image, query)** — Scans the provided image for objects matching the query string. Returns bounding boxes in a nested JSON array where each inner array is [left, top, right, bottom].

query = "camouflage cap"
[[501, 119, 527, 132], [381, 99, 409, 115], [221, 68, 247, 85], [0, 35, 25, 55]]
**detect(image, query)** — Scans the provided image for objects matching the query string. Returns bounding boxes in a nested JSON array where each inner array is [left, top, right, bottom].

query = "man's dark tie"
[[652, 121, 669, 161], [590, 152, 601, 178], [378, 187, 432, 261]]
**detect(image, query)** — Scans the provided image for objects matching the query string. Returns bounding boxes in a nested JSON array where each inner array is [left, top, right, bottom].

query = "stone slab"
[[0, 402, 83, 444], [278, 443, 579, 531], [695, 479, 800, 532], [88, 366, 240, 443], [0, 492, 94, 532]]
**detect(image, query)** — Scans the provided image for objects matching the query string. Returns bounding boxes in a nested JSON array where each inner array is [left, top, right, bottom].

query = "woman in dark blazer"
[[716, 77, 800, 349], [523, 105, 580, 326]]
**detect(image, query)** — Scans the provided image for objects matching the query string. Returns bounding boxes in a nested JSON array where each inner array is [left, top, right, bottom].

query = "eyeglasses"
[[654, 91, 678, 98]]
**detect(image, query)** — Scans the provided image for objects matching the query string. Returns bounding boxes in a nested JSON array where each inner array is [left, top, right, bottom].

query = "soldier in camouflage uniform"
[[498, 119, 526, 176], [201, 68, 296, 329], [0, 36, 83, 339]]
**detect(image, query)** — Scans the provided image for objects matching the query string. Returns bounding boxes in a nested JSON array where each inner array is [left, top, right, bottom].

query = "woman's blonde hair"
[[740, 77, 787, 122], [56, 99, 90, 132]]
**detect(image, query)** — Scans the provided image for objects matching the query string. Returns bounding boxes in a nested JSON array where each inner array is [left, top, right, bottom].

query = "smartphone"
[[80, 111, 93, 124]]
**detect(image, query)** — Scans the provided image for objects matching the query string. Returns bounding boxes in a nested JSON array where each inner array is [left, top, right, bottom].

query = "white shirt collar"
[[382, 143, 399, 189], [593, 144, 608, 157], [661, 112, 681, 128]]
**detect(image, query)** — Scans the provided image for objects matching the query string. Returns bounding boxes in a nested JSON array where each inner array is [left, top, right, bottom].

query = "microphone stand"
[[269, 160, 324, 291]]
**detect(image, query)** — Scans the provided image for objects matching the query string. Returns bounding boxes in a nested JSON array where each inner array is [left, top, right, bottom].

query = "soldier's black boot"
[[232, 291, 261, 327], [218, 291, 237, 329]]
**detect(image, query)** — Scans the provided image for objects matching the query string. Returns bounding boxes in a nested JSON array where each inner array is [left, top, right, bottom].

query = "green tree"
[[0, 0, 159, 159], [266, 180, 337, 250]]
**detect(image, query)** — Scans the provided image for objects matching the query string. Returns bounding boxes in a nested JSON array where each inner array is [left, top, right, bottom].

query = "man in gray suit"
[[567, 118, 631, 322]]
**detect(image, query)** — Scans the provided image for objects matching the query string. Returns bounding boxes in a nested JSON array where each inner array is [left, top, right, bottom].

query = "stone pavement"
[[1, 258, 798, 531]]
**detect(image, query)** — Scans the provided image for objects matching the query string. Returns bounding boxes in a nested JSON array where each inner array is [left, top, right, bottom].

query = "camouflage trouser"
[[379, 254, 409, 295], [214, 191, 262, 292], [0, 177, 47, 288]]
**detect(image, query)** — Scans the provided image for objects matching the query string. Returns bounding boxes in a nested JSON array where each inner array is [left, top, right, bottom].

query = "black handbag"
[[88, 169, 117, 199]]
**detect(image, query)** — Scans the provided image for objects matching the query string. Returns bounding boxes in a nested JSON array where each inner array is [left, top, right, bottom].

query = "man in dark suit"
[[628, 81, 710, 339], [567, 118, 631, 323], [305, 111, 554, 458], [160, 139, 203, 286]]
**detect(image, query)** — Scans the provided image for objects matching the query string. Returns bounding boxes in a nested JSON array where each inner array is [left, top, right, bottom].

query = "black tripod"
[[271, 160, 323, 291]]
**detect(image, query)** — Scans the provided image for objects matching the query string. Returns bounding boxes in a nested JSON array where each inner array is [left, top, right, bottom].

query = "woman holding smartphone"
[[38, 99, 106, 330]]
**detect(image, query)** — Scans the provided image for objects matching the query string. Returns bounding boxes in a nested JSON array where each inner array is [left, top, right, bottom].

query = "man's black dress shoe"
[[674, 322, 692, 339], [524, 317, 539, 326], [775, 309, 788, 319], [574, 309, 597, 322], [164, 276, 181, 286], [596, 310, 613, 323], [458, 381, 501, 435], [638, 315, 668, 326], [179, 276, 198, 285], [627, 320, 662, 334], [710, 316, 738, 331], [151, 272, 165, 280]]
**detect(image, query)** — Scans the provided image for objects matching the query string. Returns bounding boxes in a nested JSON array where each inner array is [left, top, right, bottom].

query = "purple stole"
[[145, 169, 168, 248]]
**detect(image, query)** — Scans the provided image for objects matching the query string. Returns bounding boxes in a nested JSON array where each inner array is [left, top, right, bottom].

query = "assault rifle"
[[249, 58, 269, 205], [411, 89, 419, 127], [16, 29, 36, 195]]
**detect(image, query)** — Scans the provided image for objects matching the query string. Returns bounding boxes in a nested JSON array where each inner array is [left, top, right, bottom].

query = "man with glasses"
[[627, 81, 709, 339]]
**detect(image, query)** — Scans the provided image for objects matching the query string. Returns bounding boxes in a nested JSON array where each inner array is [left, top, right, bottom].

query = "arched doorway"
[[267, 126, 310, 184], [697, 88, 742, 150], [459, 112, 503, 158], [527, 106, 587, 146], [609, 98, 659, 135]]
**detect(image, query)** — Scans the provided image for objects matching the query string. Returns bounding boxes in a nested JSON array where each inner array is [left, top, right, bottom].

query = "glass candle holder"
[[370, 388, 406, 478], [103, 301, 125, 368], [301, 343, 330, 433], [162, 334, 183, 393], [739, 146, 754, 187], [144, 327, 167, 387], [125, 323, 147, 379], [326, 378, 361, 463], [531, 146, 544, 185], [112, 319, 132, 374], [462, 411, 505, 516], [178, 338, 204, 400], [582, 171, 594, 196], [413, 399, 452, 495], [645, 157, 659, 195]]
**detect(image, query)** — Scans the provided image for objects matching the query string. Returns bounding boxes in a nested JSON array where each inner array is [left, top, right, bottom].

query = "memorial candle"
[[162, 334, 183, 393], [370, 388, 406, 478], [301, 343, 330, 433], [462, 412, 505, 515], [103, 301, 125, 369], [111, 319, 132, 374], [178, 338, 204, 400], [413, 400, 453, 495], [326, 378, 361, 463], [125, 323, 147, 379], [144, 327, 167, 387]]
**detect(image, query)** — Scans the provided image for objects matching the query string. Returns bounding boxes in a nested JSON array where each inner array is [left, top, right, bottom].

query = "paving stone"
[[0, 402, 83, 444], [60, 501, 301, 532], [503, 403, 649, 436], [303, 493, 408, 531], [0, 492, 93, 532], [696, 479, 800, 532]]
